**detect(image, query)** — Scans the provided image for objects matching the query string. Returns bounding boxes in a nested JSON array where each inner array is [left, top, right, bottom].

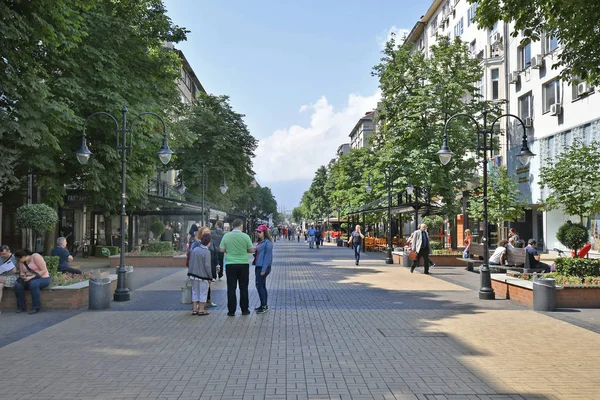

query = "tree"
[[292, 205, 307, 224], [467, 166, 527, 234], [470, 0, 600, 85], [175, 92, 258, 211], [15, 204, 59, 234], [556, 222, 589, 256], [539, 140, 600, 221], [302, 166, 330, 221], [373, 35, 501, 222]]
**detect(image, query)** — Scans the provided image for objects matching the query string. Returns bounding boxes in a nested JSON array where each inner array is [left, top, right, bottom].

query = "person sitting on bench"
[[525, 239, 551, 273], [51, 237, 82, 275], [489, 240, 508, 265]]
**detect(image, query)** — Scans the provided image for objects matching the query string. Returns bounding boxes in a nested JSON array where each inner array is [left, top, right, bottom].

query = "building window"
[[469, 39, 477, 54], [474, 76, 484, 97], [518, 41, 532, 69], [519, 92, 533, 119], [430, 16, 438, 36], [543, 79, 560, 113], [491, 68, 499, 100], [454, 17, 464, 37], [467, 2, 478, 27], [544, 34, 559, 53]]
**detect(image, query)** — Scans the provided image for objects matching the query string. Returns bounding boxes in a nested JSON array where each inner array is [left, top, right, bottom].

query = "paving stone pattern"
[[0, 241, 598, 399]]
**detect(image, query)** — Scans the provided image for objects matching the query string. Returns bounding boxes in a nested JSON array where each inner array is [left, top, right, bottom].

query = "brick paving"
[[0, 240, 599, 399]]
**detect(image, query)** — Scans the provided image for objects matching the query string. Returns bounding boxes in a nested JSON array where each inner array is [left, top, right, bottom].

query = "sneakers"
[[241, 310, 251, 315], [355, 261, 359, 265], [227, 312, 235, 316], [28, 309, 40, 314], [256, 307, 269, 314], [205, 302, 218, 308]]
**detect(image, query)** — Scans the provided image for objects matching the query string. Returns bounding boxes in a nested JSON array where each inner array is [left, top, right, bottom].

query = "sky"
[[163, 0, 424, 212]]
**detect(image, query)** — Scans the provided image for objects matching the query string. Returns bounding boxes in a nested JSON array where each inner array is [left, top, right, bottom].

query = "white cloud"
[[254, 90, 381, 183], [377, 25, 410, 49]]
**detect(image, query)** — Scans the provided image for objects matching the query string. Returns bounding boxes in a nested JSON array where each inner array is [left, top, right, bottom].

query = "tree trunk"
[[104, 214, 113, 246]]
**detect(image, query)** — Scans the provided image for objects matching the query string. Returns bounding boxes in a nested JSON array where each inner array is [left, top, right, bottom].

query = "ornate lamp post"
[[76, 105, 173, 301], [197, 165, 228, 226], [437, 110, 535, 300], [365, 165, 398, 264]]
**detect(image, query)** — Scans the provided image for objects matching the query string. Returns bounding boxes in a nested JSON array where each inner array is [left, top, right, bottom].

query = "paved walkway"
[[0, 241, 599, 399]]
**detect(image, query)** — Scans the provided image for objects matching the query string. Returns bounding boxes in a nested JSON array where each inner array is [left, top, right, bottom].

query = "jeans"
[[353, 244, 361, 263], [255, 265, 271, 307], [58, 267, 82, 275], [13, 277, 51, 310], [226, 264, 249, 313]]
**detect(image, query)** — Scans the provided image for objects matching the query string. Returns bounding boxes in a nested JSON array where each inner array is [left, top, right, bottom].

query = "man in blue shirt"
[[525, 239, 551, 272], [307, 224, 316, 249], [51, 237, 82, 275]]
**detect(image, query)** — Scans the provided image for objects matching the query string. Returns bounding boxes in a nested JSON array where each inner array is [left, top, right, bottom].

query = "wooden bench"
[[456, 243, 486, 271]]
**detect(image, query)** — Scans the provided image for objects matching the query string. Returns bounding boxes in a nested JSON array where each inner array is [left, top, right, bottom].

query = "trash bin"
[[533, 278, 556, 311], [89, 277, 112, 310], [115, 265, 134, 291], [181, 280, 192, 304], [336, 238, 343, 247], [403, 252, 411, 268]]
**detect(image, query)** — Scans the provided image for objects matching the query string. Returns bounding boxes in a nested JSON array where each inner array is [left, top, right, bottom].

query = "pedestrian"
[[315, 226, 322, 249], [187, 232, 214, 316], [51, 237, 82, 275], [463, 229, 472, 259], [410, 224, 432, 274], [253, 224, 273, 314], [0, 245, 18, 313], [351, 225, 364, 265], [219, 219, 255, 316], [211, 221, 225, 279], [297, 228, 301, 242], [192, 227, 219, 308], [307, 224, 316, 249], [13, 249, 51, 314], [525, 239, 551, 272]]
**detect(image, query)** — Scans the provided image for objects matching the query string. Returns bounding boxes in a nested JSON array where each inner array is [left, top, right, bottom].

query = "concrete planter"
[[1, 275, 118, 311], [392, 252, 464, 267], [491, 274, 600, 309], [109, 255, 186, 268]]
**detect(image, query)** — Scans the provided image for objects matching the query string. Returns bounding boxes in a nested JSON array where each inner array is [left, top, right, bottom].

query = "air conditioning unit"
[[531, 54, 544, 69], [508, 72, 520, 84], [549, 103, 562, 116], [524, 117, 533, 128], [577, 82, 593, 97], [492, 32, 502, 43]]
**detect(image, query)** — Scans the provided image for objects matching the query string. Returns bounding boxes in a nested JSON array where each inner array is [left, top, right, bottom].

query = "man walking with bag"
[[410, 224, 432, 274], [219, 219, 255, 316]]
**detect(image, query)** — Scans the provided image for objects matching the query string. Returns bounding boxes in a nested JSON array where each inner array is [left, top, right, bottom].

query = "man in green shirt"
[[220, 219, 255, 316]]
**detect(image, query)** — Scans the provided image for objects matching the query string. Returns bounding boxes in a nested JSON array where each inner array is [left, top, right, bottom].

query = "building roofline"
[[403, 0, 445, 45], [177, 49, 206, 94], [348, 112, 375, 138]]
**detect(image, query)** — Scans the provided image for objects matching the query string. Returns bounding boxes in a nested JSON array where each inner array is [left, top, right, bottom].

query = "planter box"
[[109, 255, 186, 268], [491, 275, 600, 308], [392, 252, 464, 267], [1, 276, 118, 311]]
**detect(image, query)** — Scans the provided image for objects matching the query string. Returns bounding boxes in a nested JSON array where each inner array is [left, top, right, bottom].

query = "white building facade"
[[403, 0, 600, 251], [349, 112, 375, 150]]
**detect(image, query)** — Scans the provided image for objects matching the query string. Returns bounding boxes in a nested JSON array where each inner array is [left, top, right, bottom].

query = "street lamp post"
[[76, 105, 173, 301], [365, 165, 396, 264], [199, 165, 228, 227], [437, 110, 535, 300]]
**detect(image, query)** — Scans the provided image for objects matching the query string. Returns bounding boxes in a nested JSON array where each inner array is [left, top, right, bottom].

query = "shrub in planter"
[[556, 222, 589, 255], [150, 220, 166, 239], [44, 256, 59, 276], [422, 215, 444, 232], [16, 204, 58, 233], [555, 257, 600, 277], [146, 241, 173, 253], [430, 241, 443, 250]]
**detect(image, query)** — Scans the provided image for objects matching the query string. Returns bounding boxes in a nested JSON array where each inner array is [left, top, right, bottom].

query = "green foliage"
[[175, 92, 259, 212], [468, 166, 527, 229], [422, 216, 444, 233], [15, 204, 59, 233], [50, 271, 91, 287], [373, 35, 500, 219], [101, 246, 119, 256], [44, 256, 60, 276], [556, 222, 589, 255], [430, 241, 443, 250], [431, 249, 462, 256], [470, 0, 600, 85], [554, 257, 600, 278], [150, 221, 166, 238], [146, 241, 172, 253], [292, 205, 307, 223], [1, 0, 188, 208], [539, 140, 600, 220]]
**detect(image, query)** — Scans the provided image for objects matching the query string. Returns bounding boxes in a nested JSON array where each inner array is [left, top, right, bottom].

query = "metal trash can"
[[403, 252, 411, 268], [115, 266, 134, 290], [181, 280, 192, 304], [533, 278, 556, 311], [89, 277, 112, 310]]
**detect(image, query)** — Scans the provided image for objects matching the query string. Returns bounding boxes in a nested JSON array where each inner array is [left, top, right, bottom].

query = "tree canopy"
[[539, 140, 600, 221], [470, 0, 600, 84]]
